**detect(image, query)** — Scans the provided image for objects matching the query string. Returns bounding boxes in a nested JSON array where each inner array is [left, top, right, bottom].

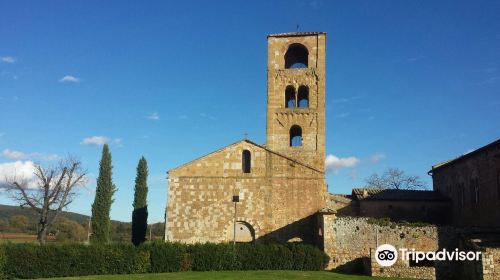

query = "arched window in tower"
[[289, 125, 302, 147], [284, 43, 309, 69], [242, 150, 251, 173], [298, 86, 309, 108], [285, 86, 296, 108]]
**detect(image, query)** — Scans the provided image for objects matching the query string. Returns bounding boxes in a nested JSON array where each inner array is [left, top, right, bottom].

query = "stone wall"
[[370, 248, 435, 279], [326, 194, 356, 216], [322, 216, 458, 279], [165, 140, 326, 244], [431, 140, 500, 228]]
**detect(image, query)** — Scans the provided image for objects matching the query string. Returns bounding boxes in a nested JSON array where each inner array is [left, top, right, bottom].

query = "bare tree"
[[2, 157, 87, 244], [366, 168, 427, 190]]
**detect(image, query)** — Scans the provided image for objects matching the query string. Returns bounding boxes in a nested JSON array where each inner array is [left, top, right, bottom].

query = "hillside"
[[0, 204, 92, 224]]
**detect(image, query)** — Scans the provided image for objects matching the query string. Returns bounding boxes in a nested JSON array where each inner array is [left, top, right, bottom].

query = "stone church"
[[165, 32, 328, 244]]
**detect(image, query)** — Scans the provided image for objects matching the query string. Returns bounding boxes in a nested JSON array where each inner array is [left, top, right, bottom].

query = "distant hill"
[[0, 204, 135, 226], [0, 204, 92, 225]]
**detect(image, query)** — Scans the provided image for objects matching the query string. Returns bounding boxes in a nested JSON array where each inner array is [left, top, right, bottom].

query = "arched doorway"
[[227, 221, 255, 243]]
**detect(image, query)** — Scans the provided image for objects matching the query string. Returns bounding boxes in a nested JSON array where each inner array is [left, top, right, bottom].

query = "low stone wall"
[[370, 248, 435, 280], [322, 216, 454, 279]]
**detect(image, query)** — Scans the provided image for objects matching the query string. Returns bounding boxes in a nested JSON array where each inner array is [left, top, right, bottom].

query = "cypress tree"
[[91, 144, 117, 243], [132, 156, 148, 246]]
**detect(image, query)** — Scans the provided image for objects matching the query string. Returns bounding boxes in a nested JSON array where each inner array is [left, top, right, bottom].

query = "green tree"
[[53, 217, 87, 242], [91, 144, 117, 243], [131, 156, 148, 246]]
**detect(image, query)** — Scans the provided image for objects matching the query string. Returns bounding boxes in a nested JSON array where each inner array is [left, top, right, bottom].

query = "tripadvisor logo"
[[374, 244, 482, 267], [375, 244, 398, 267]]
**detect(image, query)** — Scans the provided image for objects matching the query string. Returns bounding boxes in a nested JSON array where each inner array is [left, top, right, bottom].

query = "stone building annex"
[[165, 32, 328, 244]]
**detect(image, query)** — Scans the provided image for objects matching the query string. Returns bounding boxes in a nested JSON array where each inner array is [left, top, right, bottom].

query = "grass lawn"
[[41, 270, 411, 280]]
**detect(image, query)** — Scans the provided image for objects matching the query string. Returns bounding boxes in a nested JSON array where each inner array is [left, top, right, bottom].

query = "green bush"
[[146, 242, 190, 272], [3, 243, 149, 279], [1, 242, 328, 278], [190, 243, 238, 271]]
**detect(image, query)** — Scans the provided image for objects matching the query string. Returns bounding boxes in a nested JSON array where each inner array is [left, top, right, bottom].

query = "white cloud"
[[146, 112, 160, 121], [81, 136, 109, 146], [59, 75, 80, 83], [0, 56, 16, 64], [368, 153, 386, 163], [0, 161, 37, 188], [81, 136, 122, 146], [1, 149, 60, 161], [2, 149, 26, 160], [30, 152, 60, 161], [325, 154, 360, 173]]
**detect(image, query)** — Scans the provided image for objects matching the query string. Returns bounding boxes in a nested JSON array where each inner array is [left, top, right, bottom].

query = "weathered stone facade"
[[431, 139, 500, 228], [165, 32, 327, 244], [321, 216, 454, 279], [165, 140, 325, 243]]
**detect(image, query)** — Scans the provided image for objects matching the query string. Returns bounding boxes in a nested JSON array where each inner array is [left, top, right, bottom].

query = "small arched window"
[[289, 125, 302, 147], [242, 150, 251, 173], [298, 86, 309, 108], [285, 86, 296, 108], [285, 44, 309, 69]]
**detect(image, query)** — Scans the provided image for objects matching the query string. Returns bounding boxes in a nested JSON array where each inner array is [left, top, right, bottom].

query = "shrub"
[[292, 243, 330, 271], [1, 242, 328, 278], [190, 243, 238, 271], [239, 244, 293, 270], [146, 242, 190, 273], [3, 243, 149, 279]]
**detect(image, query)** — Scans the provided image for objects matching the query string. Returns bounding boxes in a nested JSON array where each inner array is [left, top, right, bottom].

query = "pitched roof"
[[352, 188, 450, 202], [268, 32, 326, 38], [168, 138, 323, 174], [431, 138, 500, 173]]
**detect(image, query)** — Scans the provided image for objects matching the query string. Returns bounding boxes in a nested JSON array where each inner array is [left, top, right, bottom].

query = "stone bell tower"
[[266, 32, 326, 171]]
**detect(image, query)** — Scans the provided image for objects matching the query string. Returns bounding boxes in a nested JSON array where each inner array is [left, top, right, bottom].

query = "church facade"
[[165, 32, 328, 243]]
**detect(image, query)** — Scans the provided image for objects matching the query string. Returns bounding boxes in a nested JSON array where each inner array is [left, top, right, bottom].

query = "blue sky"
[[1, 0, 499, 223]]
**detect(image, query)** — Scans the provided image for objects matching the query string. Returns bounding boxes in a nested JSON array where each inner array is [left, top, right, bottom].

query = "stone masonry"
[[165, 32, 328, 244]]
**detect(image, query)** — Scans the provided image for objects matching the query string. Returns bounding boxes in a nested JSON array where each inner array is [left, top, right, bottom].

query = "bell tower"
[[266, 32, 326, 171]]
